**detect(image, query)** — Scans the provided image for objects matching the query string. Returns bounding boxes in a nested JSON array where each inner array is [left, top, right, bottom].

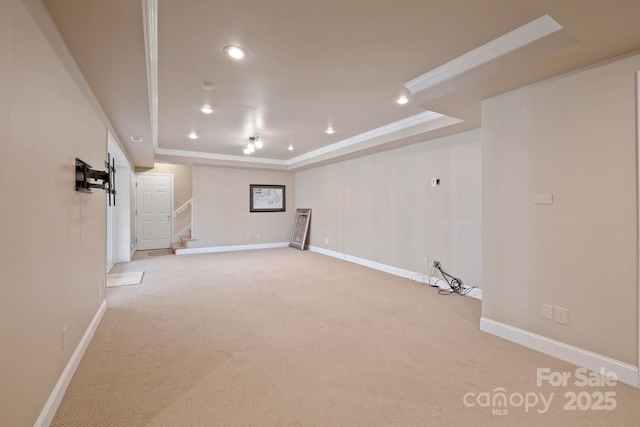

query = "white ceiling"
[[43, 0, 640, 170]]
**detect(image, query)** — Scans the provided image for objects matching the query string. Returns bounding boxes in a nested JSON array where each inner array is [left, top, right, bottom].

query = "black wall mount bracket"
[[75, 155, 116, 206]]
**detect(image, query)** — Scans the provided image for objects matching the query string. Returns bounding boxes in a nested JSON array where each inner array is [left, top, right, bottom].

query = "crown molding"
[[142, 0, 158, 149], [286, 111, 446, 165], [155, 148, 288, 165], [405, 14, 563, 94]]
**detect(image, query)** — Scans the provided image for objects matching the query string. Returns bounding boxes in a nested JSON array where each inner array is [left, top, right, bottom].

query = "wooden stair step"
[[180, 234, 198, 249]]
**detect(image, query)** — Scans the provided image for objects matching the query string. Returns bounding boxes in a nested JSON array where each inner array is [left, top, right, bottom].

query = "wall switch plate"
[[541, 304, 553, 320], [534, 194, 553, 205], [423, 257, 429, 266], [324, 238, 329, 245], [554, 306, 568, 325]]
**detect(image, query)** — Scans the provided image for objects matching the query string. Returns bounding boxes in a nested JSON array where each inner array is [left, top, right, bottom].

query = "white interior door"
[[136, 173, 173, 250]]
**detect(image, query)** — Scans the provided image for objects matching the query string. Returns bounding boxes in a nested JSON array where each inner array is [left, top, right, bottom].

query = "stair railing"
[[172, 198, 193, 242]]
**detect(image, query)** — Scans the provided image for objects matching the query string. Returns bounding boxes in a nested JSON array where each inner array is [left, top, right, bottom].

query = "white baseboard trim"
[[308, 245, 482, 299], [480, 317, 639, 388], [345, 253, 416, 279], [34, 299, 107, 427], [307, 245, 345, 260], [175, 242, 289, 255]]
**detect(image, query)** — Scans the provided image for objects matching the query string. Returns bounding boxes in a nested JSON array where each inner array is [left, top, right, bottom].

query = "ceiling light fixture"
[[224, 45, 248, 60], [243, 136, 262, 154], [200, 106, 214, 114], [396, 95, 409, 105], [326, 127, 334, 134], [288, 145, 294, 151], [188, 132, 198, 140]]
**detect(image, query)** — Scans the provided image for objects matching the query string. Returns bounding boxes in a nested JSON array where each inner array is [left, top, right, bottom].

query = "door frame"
[[636, 71, 640, 387], [106, 190, 115, 270], [135, 172, 174, 251], [107, 133, 133, 265]]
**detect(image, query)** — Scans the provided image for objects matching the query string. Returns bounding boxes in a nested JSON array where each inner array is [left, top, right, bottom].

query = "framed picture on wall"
[[250, 184, 286, 212], [289, 208, 311, 250]]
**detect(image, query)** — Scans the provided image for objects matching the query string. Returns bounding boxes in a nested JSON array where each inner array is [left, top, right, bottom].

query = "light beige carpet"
[[106, 271, 144, 287], [53, 248, 640, 426]]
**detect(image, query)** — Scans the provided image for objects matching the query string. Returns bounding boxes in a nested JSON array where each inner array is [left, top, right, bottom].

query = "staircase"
[[171, 233, 197, 254], [171, 199, 196, 254]]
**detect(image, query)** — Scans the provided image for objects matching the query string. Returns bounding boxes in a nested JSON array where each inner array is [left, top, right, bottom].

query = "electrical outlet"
[[433, 260, 440, 268], [423, 257, 429, 266], [554, 307, 568, 325], [325, 238, 329, 245], [541, 304, 553, 320], [255, 234, 260, 240], [245, 234, 250, 240]]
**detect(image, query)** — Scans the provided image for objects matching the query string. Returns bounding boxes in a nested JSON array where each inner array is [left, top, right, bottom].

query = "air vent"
[[130, 136, 143, 143]]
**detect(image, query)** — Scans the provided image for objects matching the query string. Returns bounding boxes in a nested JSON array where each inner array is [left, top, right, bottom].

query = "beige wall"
[[0, 0, 107, 425], [192, 166, 296, 247], [482, 54, 640, 365], [295, 129, 482, 284]]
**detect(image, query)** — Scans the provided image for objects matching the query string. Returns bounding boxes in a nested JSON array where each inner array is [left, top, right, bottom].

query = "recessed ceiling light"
[[396, 96, 409, 105], [223, 45, 248, 60], [200, 106, 214, 114], [130, 136, 143, 143], [201, 81, 215, 90], [288, 145, 294, 151], [188, 132, 198, 140], [326, 127, 334, 134]]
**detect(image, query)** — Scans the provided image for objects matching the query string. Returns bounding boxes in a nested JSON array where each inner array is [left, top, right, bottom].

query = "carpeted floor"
[[52, 248, 640, 426]]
